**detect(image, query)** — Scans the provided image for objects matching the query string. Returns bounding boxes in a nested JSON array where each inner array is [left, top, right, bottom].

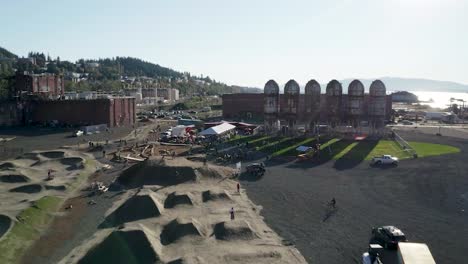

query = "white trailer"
[[397, 243, 435, 264]]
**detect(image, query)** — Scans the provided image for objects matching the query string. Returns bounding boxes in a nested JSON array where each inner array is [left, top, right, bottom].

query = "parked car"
[[402, 120, 414, 125], [371, 155, 399, 165], [371, 226, 407, 249], [246, 163, 265, 176]]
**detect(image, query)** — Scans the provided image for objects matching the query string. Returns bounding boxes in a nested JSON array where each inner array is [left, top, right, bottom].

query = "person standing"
[[229, 207, 235, 220], [237, 183, 240, 193]]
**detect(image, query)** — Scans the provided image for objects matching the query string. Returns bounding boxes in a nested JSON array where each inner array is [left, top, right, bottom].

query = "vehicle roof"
[[382, 226, 405, 236], [398, 243, 436, 264]]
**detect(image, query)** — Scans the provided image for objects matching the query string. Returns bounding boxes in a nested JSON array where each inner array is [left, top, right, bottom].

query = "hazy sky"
[[1, 0, 467, 87]]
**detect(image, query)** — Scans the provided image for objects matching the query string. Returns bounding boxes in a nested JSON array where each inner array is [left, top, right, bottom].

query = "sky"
[[1, 0, 468, 87]]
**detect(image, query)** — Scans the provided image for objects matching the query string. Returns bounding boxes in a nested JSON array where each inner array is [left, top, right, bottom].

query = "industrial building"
[[222, 79, 392, 134], [0, 97, 135, 127], [14, 72, 64, 99], [1, 71, 136, 127]]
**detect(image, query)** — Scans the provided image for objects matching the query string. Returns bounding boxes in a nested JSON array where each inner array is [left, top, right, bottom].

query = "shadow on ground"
[[286, 139, 354, 169], [333, 140, 378, 170]]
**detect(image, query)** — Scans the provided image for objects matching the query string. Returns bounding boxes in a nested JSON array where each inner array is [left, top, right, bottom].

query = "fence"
[[392, 130, 417, 157]]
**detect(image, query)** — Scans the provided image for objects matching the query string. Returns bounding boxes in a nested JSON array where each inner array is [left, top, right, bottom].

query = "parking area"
[[241, 131, 468, 264]]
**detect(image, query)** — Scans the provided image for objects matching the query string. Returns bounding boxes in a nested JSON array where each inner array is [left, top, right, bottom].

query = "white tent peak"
[[199, 122, 236, 136]]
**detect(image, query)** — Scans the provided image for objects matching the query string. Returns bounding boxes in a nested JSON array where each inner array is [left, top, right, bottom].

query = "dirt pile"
[[118, 160, 198, 188], [9, 184, 42, 194], [0, 214, 12, 239], [78, 229, 161, 264], [160, 218, 203, 245], [0, 174, 30, 183], [164, 192, 194, 208], [213, 220, 258, 241], [102, 190, 163, 227], [202, 190, 231, 202]]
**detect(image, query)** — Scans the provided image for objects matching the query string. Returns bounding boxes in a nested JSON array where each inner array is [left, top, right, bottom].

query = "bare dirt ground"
[[241, 130, 468, 264], [26, 157, 306, 264]]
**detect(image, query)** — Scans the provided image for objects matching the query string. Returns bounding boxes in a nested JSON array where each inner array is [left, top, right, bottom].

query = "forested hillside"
[[0, 46, 260, 98]]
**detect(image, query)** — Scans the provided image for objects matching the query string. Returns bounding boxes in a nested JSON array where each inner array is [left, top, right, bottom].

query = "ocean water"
[[391, 91, 468, 109]]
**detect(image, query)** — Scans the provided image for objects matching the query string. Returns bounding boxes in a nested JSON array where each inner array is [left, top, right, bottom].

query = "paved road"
[[241, 131, 468, 264]]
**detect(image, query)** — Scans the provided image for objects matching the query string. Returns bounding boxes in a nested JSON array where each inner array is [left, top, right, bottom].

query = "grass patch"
[[227, 135, 258, 145], [249, 135, 271, 144], [0, 196, 63, 263], [272, 137, 317, 157], [326, 139, 460, 161], [409, 142, 460, 158], [259, 137, 308, 155]]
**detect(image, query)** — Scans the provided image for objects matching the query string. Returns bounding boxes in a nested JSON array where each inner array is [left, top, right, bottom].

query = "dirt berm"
[[78, 229, 161, 264], [100, 190, 164, 227], [118, 160, 198, 188]]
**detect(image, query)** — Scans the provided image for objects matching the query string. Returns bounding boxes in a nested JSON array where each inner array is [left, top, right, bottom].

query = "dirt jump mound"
[[40, 151, 65, 159], [9, 184, 42, 194], [213, 220, 258, 241], [101, 191, 163, 227], [164, 192, 194, 208], [160, 218, 203, 246], [79, 229, 160, 264], [0, 215, 12, 239], [0, 174, 30, 183], [202, 190, 232, 203], [0, 162, 15, 170], [118, 161, 198, 188]]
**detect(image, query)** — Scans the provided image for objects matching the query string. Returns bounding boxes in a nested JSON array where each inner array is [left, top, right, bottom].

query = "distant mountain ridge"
[[274, 77, 468, 93], [332, 77, 468, 93]]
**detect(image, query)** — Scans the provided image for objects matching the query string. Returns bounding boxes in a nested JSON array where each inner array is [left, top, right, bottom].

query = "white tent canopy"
[[199, 123, 236, 136]]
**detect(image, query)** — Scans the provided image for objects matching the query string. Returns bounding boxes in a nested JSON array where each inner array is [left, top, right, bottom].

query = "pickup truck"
[[371, 155, 399, 165]]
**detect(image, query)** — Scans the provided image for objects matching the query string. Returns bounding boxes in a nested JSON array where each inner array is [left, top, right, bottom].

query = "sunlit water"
[[390, 91, 468, 109]]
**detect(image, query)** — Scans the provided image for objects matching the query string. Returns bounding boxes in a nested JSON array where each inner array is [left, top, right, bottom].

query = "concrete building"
[[368, 80, 387, 130], [347, 80, 365, 127], [14, 72, 64, 99], [157, 88, 179, 101], [304, 79, 321, 130], [283, 80, 300, 130], [325, 80, 343, 127], [223, 79, 392, 133], [263, 80, 280, 132]]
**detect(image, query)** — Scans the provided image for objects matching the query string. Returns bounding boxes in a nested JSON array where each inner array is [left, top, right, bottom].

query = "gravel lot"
[[241, 131, 468, 264], [0, 126, 134, 161]]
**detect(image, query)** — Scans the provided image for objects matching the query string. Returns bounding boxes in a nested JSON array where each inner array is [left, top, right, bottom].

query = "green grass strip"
[[272, 137, 312, 157], [0, 196, 63, 263]]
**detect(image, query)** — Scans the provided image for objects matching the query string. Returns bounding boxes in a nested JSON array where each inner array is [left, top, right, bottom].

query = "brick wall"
[[222, 93, 392, 122], [28, 97, 135, 127]]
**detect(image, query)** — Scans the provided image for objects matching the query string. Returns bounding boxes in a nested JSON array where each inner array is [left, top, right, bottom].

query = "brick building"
[[15, 72, 64, 99], [25, 97, 135, 127], [222, 93, 392, 123]]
